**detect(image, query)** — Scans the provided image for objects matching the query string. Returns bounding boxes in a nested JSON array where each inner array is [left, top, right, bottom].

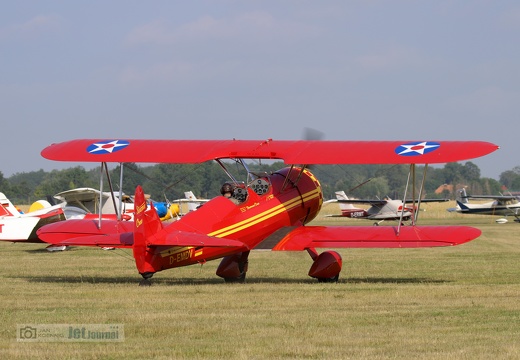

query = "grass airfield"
[[1, 203, 519, 359]]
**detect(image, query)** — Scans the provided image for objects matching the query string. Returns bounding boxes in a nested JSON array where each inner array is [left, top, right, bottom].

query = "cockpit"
[[221, 177, 272, 204]]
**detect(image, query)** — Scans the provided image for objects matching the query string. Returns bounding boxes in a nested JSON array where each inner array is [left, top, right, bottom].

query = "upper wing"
[[41, 139, 498, 165], [271, 225, 480, 250]]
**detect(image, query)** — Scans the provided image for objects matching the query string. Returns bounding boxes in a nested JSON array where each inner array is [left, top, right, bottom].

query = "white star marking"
[[88, 140, 128, 154], [397, 142, 439, 155]]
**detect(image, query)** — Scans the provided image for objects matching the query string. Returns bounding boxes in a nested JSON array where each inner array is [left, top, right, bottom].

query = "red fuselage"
[[138, 167, 323, 273], [340, 209, 369, 218]]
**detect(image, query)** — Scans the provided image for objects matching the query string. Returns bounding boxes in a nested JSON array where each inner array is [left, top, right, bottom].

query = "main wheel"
[[317, 274, 339, 283], [223, 272, 246, 283], [139, 278, 152, 287]]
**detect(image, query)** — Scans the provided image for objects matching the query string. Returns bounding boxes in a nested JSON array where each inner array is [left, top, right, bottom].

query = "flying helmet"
[[220, 182, 235, 195]]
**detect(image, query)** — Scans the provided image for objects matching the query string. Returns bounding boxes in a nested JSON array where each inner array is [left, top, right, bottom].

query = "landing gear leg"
[[139, 272, 154, 287], [216, 251, 250, 283]]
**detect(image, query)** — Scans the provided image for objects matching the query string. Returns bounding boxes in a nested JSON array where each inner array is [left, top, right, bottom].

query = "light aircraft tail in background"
[[448, 188, 520, 223], [183, 191, 208, 212]]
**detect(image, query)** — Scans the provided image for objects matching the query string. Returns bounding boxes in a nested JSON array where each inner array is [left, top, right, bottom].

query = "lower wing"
[[272, 225, 480, 250], [52, 232, 246, 249]]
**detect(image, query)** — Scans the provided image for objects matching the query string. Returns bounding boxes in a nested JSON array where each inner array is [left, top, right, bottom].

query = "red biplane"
[[36, 139, 498, 285]]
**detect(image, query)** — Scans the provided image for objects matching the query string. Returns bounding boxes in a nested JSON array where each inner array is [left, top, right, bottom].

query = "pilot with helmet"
[[220, 183, 235, 199], [220, 182, 247, 204]]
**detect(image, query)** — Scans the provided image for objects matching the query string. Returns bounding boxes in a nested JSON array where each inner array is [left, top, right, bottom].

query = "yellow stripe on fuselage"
[[208, 188, 321, 238]]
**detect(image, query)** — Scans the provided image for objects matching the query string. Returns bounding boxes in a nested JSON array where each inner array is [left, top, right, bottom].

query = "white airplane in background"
[[53, 187, 138, 220], [325, 191, 448, 225], [447, 188, 520, 223], [52, 188, 207, 222], [175, 191, 209, 213], [0, 192, 66, 251]]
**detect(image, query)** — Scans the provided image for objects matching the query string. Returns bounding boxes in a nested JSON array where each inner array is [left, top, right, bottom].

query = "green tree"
[[479, 177, 502, 195], [351, 176, 390, 199], [442, 163, 465, 185], [463, 162, 481, 182], [375, 164, 410, 198], [0, 171, 9, 195], [499, 168, 520, 190], [8, 181, 32, 204], [34, 167, 94, 198]]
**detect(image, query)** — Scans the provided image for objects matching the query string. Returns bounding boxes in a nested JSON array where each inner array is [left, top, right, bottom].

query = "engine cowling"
[[308, 250, 342, 282]]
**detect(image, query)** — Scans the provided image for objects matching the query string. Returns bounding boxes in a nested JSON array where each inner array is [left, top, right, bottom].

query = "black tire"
[[139, 278, 152, 287], [223, 272, 246, 283], [317, 274, 339, 283]]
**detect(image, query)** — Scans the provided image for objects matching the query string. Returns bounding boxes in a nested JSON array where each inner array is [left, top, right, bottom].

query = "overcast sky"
[[1, 1, 518, 180]]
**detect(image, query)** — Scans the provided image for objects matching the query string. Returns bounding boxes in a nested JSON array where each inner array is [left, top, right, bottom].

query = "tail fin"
[[184, 191, 207, 212], [457, 188, 469, 204], [456, 200, 469, 210], [335, 191, 356, 211], [133, 185, 163, 274], [0, 192, 20, 217]]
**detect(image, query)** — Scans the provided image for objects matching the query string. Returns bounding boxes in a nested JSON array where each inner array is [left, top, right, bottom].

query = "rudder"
[[132, 185, 163, 276]]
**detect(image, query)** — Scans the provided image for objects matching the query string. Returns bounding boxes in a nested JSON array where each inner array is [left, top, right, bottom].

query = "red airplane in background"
[[36, 139, 498, 285]]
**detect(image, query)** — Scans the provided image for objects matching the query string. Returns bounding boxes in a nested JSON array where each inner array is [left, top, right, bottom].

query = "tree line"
[[1, 161, 520, 205]]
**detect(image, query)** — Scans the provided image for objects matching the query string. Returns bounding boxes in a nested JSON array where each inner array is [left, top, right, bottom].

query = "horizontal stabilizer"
[[56, 233, 134, 247], [272, 225, 481, 250], [36, 219, 134, 245]]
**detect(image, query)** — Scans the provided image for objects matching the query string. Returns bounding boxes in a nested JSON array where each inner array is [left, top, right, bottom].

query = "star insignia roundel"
[[86, 140, 130, 154], [395, 141, 440, 156]]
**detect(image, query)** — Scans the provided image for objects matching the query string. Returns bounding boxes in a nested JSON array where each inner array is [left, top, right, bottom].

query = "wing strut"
[[103, 163, 120, 222], [97, 162, 122, 228], [280, 165, 295, 192], [118, 163, 124, 221], [216, 159, 239, 184], [398, 165, 412, 234], [397, 164, 430, 234], [293, 165, 308, 186], [98, 163, 105, 229], [279, 164, 307, 193], [415, 164, 428, 223]]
